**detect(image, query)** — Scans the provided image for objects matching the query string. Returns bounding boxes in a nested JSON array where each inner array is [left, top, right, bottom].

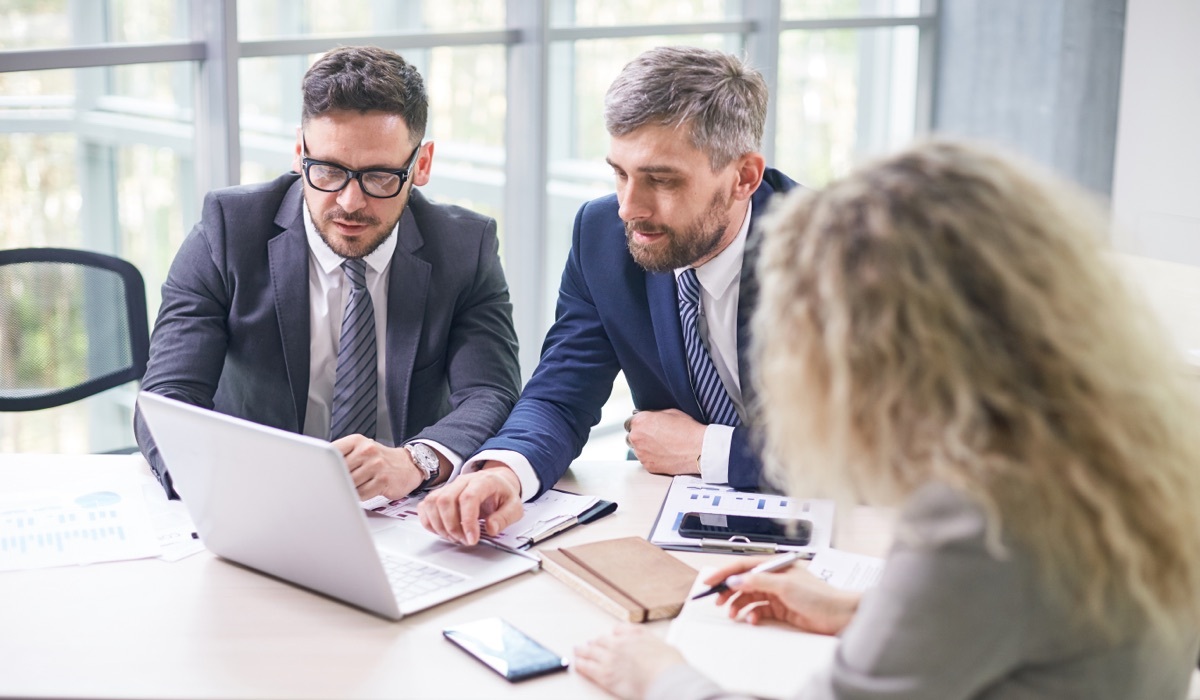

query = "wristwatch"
[[404, 442, 441, 490]]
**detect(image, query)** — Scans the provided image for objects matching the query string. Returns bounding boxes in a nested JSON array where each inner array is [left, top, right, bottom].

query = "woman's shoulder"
[[893, 482, 995, 553]]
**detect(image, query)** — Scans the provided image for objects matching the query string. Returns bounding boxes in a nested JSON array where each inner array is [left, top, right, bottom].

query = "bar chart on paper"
[[0, 487, 161, 571]]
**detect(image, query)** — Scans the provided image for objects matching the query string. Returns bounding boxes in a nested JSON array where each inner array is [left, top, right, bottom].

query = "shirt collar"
[[302, 200, 398, 276], [676, 199, 752, 301]]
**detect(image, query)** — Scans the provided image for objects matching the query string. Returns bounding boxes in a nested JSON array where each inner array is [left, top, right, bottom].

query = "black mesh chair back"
[[0, 248, 150, 412]]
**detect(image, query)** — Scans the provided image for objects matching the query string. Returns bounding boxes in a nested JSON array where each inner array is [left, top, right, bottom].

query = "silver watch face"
[[408, 443, 439, 479]]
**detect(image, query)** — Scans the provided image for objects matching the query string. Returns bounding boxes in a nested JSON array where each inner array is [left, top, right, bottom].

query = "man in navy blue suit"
[[420, 46, 798, 544]]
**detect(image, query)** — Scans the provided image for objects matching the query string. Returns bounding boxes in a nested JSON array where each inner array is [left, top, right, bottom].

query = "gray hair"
[[604, 46, 767, 170]]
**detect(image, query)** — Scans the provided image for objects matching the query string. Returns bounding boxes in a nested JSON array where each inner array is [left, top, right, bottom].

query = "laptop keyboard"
[[380, 553, 468, 603]]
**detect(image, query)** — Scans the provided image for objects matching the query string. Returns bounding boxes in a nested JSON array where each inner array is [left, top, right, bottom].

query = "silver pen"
[[690, 550, 805, 600]]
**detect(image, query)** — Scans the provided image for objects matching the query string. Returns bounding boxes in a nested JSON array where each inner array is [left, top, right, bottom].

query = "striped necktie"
[[329, 258, 378, 440], [676, 268, 740, 426]]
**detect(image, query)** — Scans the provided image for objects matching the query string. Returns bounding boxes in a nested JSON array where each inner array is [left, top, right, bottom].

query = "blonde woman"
[[575, 139, 1200, 699]]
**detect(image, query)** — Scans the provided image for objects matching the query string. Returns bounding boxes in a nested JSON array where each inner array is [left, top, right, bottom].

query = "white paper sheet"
[[0, 482, 162, 571], [807, 548, 885, 592], [666, 568, 838, 699]]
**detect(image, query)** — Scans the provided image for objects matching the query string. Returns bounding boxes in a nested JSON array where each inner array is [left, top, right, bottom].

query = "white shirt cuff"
[[461, 449, 541, 502], [698, 424, 733, 484]]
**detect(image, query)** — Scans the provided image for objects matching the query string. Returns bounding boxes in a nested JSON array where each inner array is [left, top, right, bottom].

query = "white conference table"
[[0, 454, 894, 700]]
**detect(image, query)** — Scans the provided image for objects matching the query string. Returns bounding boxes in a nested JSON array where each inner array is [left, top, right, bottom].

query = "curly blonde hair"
[[753, 139, 1200, 635]]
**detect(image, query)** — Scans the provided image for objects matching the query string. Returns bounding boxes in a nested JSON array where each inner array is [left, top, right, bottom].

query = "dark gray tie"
[[677, 268, 740, 426], [329, 258, 377, 440]]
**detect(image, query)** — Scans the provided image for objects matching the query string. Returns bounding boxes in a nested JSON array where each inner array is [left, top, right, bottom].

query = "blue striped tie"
[[677, 268, 740, 426], [329, 258, 378, 440]]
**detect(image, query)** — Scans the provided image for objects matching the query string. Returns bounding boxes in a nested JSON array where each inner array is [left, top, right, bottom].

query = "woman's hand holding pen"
[[705, 558, 862, 636]]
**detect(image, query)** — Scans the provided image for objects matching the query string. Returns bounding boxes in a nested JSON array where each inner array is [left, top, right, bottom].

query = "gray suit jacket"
[[135, 173, 521, 497], [649, 483, 1199, 700]]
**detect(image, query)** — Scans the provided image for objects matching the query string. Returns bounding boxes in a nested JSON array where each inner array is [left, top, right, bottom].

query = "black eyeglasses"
[[300, 135, 421, 199]]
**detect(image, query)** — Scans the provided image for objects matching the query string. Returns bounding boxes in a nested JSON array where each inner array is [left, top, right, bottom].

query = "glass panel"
[[238, 0, 504, 40], [551, 0, 734, 27], [774, 27, 919, 187], [0, 63, 194, 453], [0, 0, 185, 49], [782, 0, 923, 20]]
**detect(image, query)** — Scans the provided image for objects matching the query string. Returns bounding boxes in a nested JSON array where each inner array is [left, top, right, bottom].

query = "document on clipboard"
[[364, 488, 616, 551], [648, 475, 833, 555], [483, 489, 617, 551]]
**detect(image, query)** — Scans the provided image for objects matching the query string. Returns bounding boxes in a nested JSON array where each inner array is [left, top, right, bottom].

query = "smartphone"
[[678, 512, 813, 546], [443, 618, 569, 682]]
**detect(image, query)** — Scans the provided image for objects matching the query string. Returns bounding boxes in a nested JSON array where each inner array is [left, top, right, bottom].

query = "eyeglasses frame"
[[300, 134, 422, 199]]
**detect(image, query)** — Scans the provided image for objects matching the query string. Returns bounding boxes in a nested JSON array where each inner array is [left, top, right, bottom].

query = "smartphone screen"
[[678, 512, 812, 546], [443, 618, 569, 682]]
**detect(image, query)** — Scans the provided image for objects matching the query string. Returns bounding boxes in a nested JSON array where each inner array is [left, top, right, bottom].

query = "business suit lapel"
[[384, 203, 429, 442], [268, 179, 311, 430], [646, 271, 705, 421]]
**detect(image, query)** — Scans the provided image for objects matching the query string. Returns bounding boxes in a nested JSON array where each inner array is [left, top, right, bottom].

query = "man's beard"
[[625, 189, 732, 273], [309, 201, 404, 260]]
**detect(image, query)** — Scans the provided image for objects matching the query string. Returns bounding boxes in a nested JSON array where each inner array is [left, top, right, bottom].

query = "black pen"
[[691, 550, 805, 600]]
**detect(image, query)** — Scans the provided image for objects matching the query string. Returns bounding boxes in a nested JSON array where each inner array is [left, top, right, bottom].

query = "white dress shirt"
[[300, 206, 460, 469], [468, 202, 752, 500]]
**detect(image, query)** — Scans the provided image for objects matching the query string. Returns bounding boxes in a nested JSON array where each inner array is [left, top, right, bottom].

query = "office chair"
[[0, 247, 149, 413]]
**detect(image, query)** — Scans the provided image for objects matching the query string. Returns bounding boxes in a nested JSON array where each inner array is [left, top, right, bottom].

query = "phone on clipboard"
[[678, 512, 813, 546], [443, 618, 569, 682]]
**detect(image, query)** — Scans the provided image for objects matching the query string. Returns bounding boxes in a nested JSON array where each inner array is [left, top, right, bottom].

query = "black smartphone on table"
[[678, 512, 813, 546], [443, 617, 569, 682]]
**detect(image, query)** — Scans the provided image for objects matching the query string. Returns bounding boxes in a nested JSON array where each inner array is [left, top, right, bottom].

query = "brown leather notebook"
[[539, 536, 698, 622]]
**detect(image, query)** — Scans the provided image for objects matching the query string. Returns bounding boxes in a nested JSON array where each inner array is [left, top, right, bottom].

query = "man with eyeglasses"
[[135, 46, 520, 502]]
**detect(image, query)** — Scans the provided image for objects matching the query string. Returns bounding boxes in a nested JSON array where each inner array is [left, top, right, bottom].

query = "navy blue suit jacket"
[[478, 168, 798, 497]]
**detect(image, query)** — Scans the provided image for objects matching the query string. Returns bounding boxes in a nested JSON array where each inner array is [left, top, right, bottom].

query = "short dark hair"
[[301, 45, 428, 144]]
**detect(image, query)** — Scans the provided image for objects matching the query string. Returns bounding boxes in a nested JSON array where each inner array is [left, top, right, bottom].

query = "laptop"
[[137, 391, 539, 621]]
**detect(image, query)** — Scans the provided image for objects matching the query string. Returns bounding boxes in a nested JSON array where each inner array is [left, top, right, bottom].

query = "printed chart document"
[[0, 481, 162, 571], [649, 475, 834, 555], [666, 569, 838, 699]]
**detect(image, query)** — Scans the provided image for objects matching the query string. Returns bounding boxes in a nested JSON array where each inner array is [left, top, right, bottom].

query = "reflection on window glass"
[[0, 0, 70, 49], [774, 27, 918, 187], [782, 0, 922, 20], [0, 134, 80, 249], [110, 63, 193, 112], [0, 0, 183, 49], [551, 0, 733, 26], [238, 0, 503, 40], [107, 0, 185, 43]]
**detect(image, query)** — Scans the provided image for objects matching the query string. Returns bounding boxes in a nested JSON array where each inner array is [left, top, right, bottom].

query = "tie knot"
[[677, 268, 700, 306], [342, 258, 368, 290]]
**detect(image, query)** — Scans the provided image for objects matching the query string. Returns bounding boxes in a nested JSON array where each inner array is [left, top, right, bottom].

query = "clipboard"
[[483, 489, 617, 551], [647, 475, 833, 555]]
